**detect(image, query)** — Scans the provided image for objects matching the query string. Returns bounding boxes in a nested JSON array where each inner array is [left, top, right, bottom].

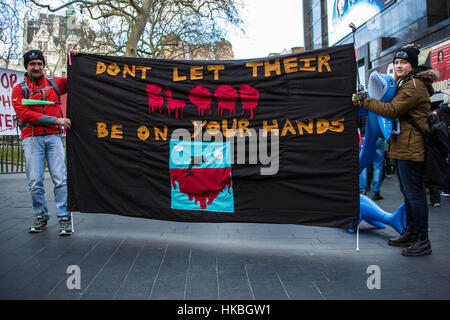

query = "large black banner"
[[67, 44, 359, 229]]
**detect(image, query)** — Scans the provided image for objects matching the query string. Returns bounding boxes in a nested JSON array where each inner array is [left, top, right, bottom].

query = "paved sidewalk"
[[0, 172, 449, 300]]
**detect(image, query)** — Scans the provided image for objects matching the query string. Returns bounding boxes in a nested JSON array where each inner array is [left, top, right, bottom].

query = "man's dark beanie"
[[393, 46, 420, 68], [23, 50, 46, 69]]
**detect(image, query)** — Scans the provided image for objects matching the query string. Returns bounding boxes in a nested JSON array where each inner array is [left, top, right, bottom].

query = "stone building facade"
[[21, 13, 235, 76], [23, 13, 109, 76], [162, 34, 235, 60]]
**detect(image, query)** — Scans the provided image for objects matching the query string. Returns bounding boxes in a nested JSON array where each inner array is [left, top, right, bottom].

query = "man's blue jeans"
[[395, 159, 429, 233], [22, 134, 69, 221], [360, 138, 385, 194]]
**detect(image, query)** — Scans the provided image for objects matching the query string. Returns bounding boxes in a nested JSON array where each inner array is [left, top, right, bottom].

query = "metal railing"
[[1, 135, 67, 174], [0, 135, 25, 173]]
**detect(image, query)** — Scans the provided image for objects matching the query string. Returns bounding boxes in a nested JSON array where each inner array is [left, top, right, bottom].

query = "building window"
[[312, 20, 322, 42], [38, 41, 47, 51], [312, 2, 321, 23]]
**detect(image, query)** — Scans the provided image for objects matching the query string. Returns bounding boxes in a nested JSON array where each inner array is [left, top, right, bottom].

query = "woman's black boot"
[[387, 225, 418, 247], [402, 232, 432, 256]]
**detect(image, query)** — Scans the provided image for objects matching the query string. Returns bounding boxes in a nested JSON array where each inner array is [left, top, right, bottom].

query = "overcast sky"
[[228, 0, 304, 59]]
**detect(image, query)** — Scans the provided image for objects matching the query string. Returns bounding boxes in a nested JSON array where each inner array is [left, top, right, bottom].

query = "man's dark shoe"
[[59, 215, 73, 236], [402, 232, 432, 256], [388, 225, 417, 247], [29, 214, 48, 233], [371, 193, 384, 200], [431, 202, 440, 207], [360, 191, 367, 195]]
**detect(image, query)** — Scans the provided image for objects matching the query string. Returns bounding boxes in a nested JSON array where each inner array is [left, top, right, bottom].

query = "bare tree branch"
[[26, 0, 243, 58], [0, 0, 24, 68]]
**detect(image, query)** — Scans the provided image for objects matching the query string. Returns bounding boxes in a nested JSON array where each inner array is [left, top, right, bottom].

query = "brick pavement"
[[0, 172, 449, 300]]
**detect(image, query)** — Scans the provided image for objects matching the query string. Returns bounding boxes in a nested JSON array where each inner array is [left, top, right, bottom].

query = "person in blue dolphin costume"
[[351, 71, 407, 236]]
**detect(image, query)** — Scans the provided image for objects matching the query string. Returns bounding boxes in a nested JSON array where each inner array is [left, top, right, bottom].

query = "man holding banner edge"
[[12, 48, 78, 236]]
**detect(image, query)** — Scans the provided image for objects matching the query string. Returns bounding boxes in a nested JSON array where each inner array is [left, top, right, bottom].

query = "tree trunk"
[[125, 0, 152, 57]]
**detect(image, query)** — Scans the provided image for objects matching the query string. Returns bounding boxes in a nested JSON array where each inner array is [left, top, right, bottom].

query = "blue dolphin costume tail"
[[349, 194, 406, 234], [351, 72, 406, 235]]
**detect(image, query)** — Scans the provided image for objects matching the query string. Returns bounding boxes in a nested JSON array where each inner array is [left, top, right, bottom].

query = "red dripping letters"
[[166, 86, 185, 119], [146, 84, 259, 120], [146, 84, 164, 114], [239, 84, 259, 120], [214, 85, 238, 117], [189, 85, 212, 117]]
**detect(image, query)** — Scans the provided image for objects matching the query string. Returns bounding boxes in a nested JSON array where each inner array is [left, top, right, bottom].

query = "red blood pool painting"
[[169, 141, 234, 212]]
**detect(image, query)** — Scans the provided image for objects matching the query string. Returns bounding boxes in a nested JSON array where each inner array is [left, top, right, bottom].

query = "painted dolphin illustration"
[[350, 72, 406, 235]]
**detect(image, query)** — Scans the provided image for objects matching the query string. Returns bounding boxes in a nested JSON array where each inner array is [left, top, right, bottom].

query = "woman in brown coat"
[[360, 46, 439, 256]]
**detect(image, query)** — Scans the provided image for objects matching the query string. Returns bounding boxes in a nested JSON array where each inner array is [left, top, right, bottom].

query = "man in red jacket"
[[12, 49, 78, 235]]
